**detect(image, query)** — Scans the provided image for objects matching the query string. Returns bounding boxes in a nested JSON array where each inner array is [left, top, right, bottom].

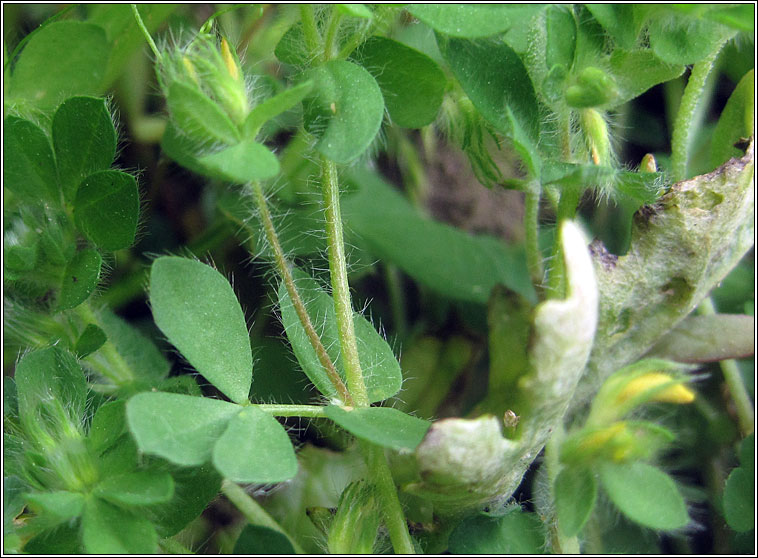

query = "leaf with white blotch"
[[407, 221, 598, 517]]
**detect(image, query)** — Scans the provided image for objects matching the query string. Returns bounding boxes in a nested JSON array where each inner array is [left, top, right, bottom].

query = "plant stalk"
[[76, 302, 135, 386], [131, 4, 162, 61], [221, 479, 304, 554], [299, 4, 321, 56], [524, 180, 544, 292], [251, 181, 352, 405], [698, 298, 754, 436], [256, 404, 327, 418], [670, 43, 725, 182], [361, 442, 416, 554], [320, 157, 370, 407]]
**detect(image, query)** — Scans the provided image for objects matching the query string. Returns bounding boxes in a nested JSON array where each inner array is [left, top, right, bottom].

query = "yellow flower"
[[616, 372, 695, 406]]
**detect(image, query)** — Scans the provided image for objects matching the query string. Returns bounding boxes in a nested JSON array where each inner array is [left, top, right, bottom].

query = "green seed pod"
[[327, 481, 381, 554], [565, 66, 618, 108], [579, 108, 611, 165]]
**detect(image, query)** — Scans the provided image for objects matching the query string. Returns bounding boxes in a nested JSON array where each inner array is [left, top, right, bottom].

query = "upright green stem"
[[251, 181, 351, 405], [670, 43, 725, 182], [544, 428, 579, 553], [698, 298, 754, 436], [221, 479, 304, 554], [321, 158, 370, 407], [131, 4, 162, 61], [524, 180, 544, 292], [322, 9, 343, 62], [299, 4, 321, 55], [361, 442, 417, 554]]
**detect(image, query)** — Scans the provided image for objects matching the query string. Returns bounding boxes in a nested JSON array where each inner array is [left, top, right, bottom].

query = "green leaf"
[[585, 5, 643, 50], [646, 314, 754, 363], [145, 464, 221, 538], [166, 81, 241, 147], [599, 461, 689, 530], [242, 80, 313, 139], [711, 69, 754, 169], [609, 49, 685, 108], [126, 392, 239, 466], [301, 60, 384, 164], [544, 5, 576, 71], [52, 96, 117, 200], [324, 406, 431, 451], [57, 248, 102, 311], [96, 308, 170, 387], [278, 269, 403, 403], [212, 406, 298, 483], [74, 323, 107, 358], [95, 471, 174, 506], [438, 36, 541, 176], [343, 169, 536, 304], [274, 23, 309, 66], [352, 36, 445, 129], [3, 117, 59, 202], [25, 491, 84, 521], [150, 256, 252, 403], [740, 433, 754, 472], [81, 497, 157, 554], [23, 523, 81, 554], [73, 170, 139, 251], [198, 140, 280, 183], [448, 509, 545, 553], [15, 348, 87, 433], [408, 4, 513, 38], [88, 400, 127, 455], [648, 14, 736, 65], [7, 21, 109, 109], [724, 466, 754, 532], [234, 525, 297, 554], [554, 466, 597, 537]]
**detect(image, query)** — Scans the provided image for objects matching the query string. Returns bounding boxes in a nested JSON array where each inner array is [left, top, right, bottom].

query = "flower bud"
[[565, 66, 619, 108], [640, 153, 657, 173], [616, 372, 695, 405], [580, 108, 610, 165]]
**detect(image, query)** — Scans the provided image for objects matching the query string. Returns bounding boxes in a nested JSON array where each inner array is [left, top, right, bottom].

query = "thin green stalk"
[[524, 180, 544, 292], [322, 8, 343, 62], [698, 298, 754, 436], [544, 427, 580, 553], [131, 4, 162, 61], [299, 4, 321, 56], [221, 479, 304, 554], [251, 181, 352, 405], [321, 157, 369, 407], [670, 43, 725, 182], [256, 404, 327, 418], [361, 442, 416, 554], [384, 263, 407, 341]]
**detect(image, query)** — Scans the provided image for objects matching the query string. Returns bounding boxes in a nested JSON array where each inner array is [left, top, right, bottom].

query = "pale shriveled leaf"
[[646, 314, 754, 363]]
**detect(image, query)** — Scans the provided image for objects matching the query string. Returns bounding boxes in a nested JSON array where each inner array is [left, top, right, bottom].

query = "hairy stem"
[[670, 43, 725, 182], [251, 181, 351, 405], [322, 8, 343, 62], [698, 298, 754, 436], [321, 158, 369, 407], [361, 442, 416, 554], [524, 180, 544, 292], [256, 404, 327, 418], [221, 479, 304, 554], [299, 4, 321, 56]]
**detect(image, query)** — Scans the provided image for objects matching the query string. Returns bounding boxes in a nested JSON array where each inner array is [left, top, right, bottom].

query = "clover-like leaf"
[[149, 256, 252, 403], [324, 406, 431, 451]]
